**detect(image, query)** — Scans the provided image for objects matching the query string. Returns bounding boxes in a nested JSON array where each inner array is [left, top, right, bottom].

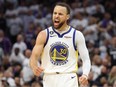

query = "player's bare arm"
[[29, 30, 47, 76]]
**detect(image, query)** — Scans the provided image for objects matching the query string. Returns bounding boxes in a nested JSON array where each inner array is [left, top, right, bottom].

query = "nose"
[[55, 14, 59, 18]]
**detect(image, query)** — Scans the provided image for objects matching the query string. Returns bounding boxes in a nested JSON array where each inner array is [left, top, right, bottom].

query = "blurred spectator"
[[104, 0, 116, 21], [0, 47, 4, 65], [99, 38, 111, 60], [12, 34, 27, 53], [99, 77, 108, 86], [113, 80, 116, 87], [0, 77, 9, 87], [31, 81, 42, 87], [45, 13, 52, 27], [17, 0, 28, 17], [0, 11, 7, 33], [25, 22, 35, 49], [21, 49, 34, 84], [102, 58, 111, 69], [88, 71, 97, 86], [83, 16, 98, 43], [3, 70, 16, 87], [34, 25, 43, 38], [9, 47, 25, 65], [0, 0, 4, 6], [107, 36, 116, 67], [103, 83, 110, 87], [12, 63, 22, 77], [86, 40, 95, 58], [29, 0, 40, 17], [108, 66, 116, 86], [25, 24, 42, 50], [6, 0, 18, 8], [99, 45, 107, 59], [2, 56, 11, 70], [21, 9, 35, 32], [97, 12, 115, 41], [14, 76, 22, 87], [5, 2, 18, 19], [22, 82, 30, 87], [7, 12, 23, 43], [34, 12, 47, 29], [0, 30, 12, 55], [91, 1, 105, 20], [91, 55, 102, 80], [95, 66, 108, 86], [5, 2, 20, 43], [70, 12, 88, 31]]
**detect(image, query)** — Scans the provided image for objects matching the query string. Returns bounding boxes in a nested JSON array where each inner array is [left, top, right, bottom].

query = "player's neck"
[[55, 25, 70, 34], [58, 23, 69, 32]]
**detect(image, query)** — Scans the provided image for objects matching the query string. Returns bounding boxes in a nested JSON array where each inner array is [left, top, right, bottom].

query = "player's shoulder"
[[38, 26, 54, 40], [39, 26, 52, 34], [36, 27, 52, 43], [71, 26, 83, 36]]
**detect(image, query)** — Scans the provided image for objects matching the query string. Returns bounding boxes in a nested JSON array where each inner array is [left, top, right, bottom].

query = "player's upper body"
[[29, 3, 91, 84], [41, 25, 91, 77]]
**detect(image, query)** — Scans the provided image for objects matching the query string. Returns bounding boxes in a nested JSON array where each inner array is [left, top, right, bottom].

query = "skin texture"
[[29, 30, 46, 76], [52, 6, 69, 30], [29, 5, 89, 86]]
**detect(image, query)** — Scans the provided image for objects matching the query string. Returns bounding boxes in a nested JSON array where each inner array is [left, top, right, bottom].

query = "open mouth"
[[54, 20, 60, 26]]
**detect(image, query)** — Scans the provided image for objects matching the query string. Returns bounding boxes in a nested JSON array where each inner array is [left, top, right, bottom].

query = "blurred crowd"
[[0, 0, 116, 87]]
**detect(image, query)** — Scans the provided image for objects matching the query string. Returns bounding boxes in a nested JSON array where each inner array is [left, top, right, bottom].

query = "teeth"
[[55, 20, 59, 23], [55, 19, 59, 21]]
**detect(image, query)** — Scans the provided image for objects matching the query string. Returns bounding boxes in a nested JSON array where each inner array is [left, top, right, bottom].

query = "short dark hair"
[[55, 2, 71, 14]]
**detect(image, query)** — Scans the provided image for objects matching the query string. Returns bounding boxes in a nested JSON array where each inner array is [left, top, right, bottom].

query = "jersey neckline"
[[52, 26, 72, 38]]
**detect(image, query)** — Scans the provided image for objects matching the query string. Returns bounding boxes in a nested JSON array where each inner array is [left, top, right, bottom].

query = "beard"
[[53, 20, 65, 29]]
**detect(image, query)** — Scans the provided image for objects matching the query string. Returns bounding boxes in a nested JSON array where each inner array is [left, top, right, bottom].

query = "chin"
[[53, 25, 59, 29], [54, 27, 59, 29], [54, 24, 63, 29], [53, 22, 64, 29]]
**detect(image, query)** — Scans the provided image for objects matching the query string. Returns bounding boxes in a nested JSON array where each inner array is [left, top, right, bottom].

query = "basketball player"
[[29, 2, 91, 87]]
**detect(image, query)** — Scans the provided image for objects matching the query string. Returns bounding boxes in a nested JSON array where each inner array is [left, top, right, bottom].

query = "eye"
[[53, 12, 57, 15], [59, 13, 63, 15]]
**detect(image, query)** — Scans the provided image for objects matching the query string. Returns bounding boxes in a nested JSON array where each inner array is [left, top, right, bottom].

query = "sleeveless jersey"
[[41, 26, 78, 74]]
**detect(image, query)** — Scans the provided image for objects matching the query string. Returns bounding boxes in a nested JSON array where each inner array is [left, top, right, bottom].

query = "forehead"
[[53, 5, 67, 14]]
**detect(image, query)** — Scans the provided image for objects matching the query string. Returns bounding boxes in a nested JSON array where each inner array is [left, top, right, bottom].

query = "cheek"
[[60, 17, 67, 22], [52, 16, 54, 20], [52, 14, 55, 19]]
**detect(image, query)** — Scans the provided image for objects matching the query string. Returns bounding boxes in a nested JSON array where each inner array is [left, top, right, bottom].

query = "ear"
[[67, 14, 70, 20]]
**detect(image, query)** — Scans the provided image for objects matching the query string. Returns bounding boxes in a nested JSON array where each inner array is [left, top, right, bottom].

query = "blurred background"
[[0, 0, 116, 87]]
